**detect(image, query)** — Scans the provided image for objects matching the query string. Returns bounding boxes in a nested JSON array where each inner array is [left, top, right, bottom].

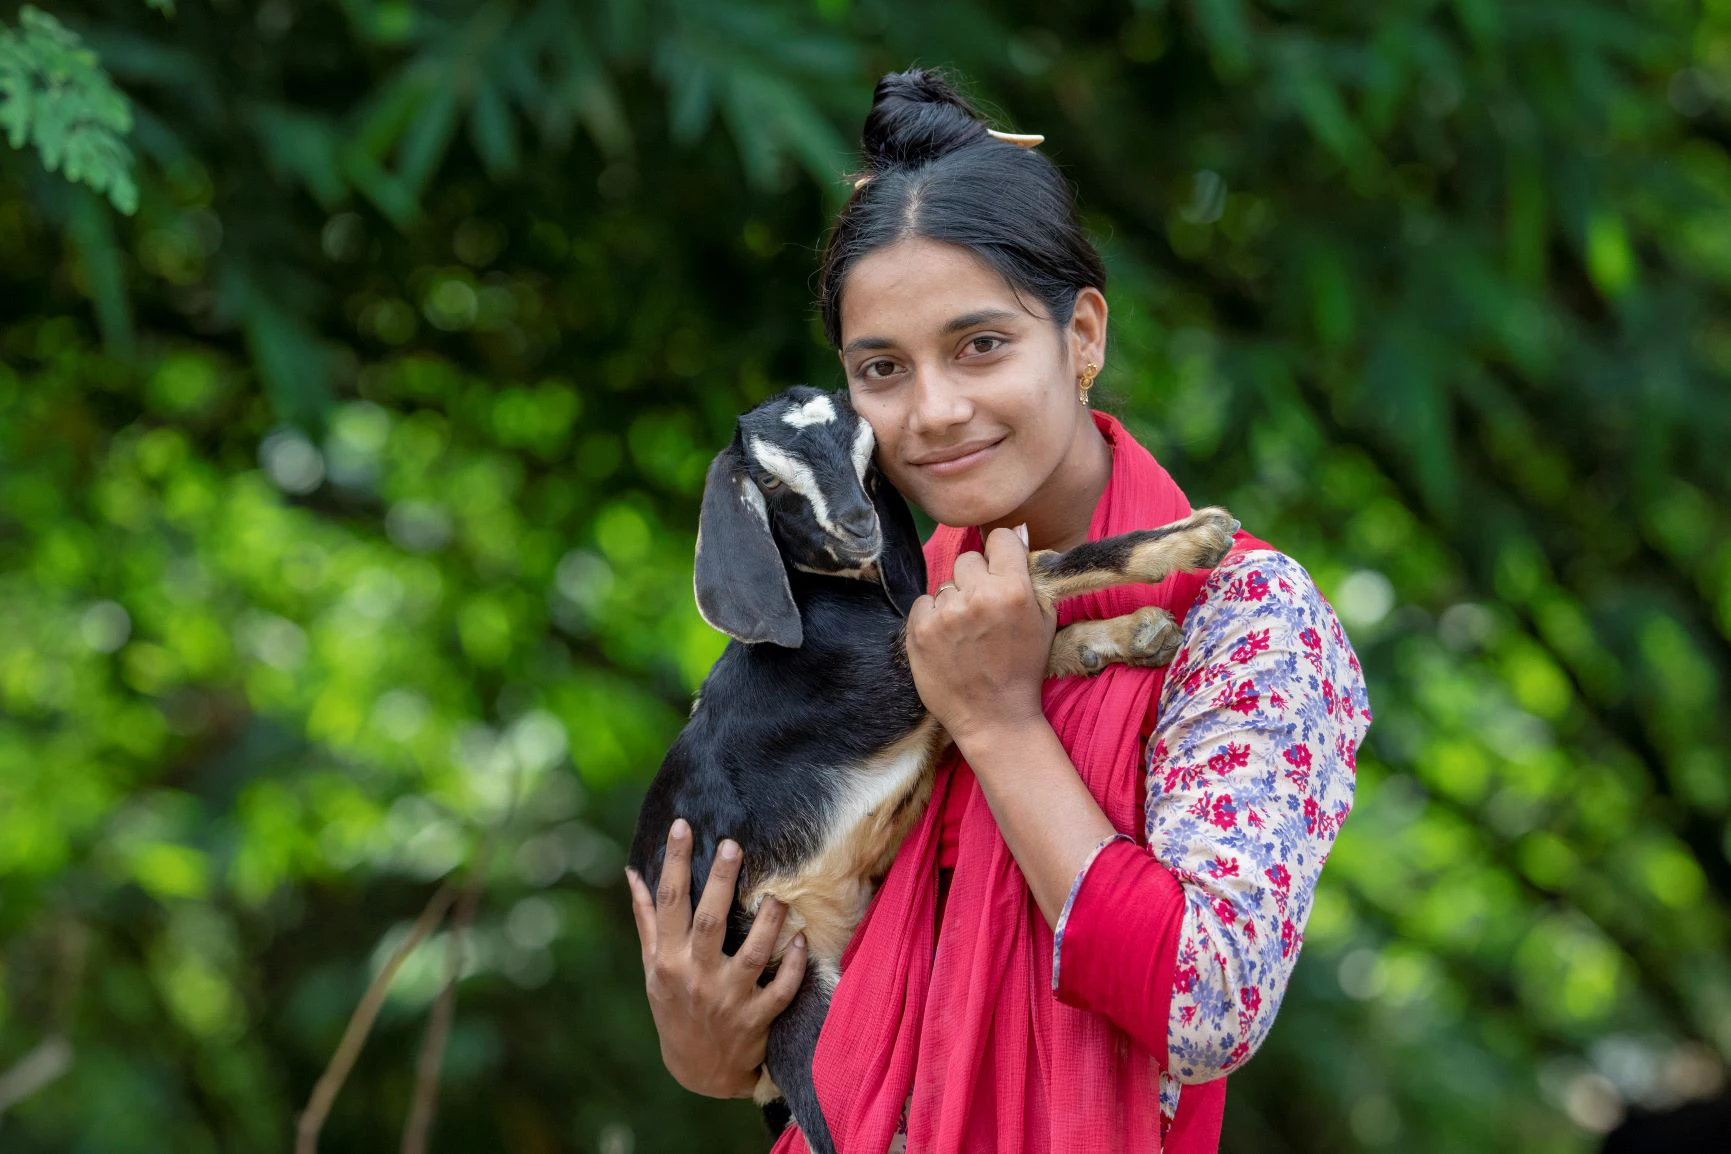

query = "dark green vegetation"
[[2, 1, 1728, 1151]]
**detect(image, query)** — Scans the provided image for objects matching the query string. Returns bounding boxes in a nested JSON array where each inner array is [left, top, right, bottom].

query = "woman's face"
[[838, 236, 1106, 532]]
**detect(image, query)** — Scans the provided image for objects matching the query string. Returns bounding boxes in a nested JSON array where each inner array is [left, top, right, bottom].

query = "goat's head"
[[694, 386, 926, 647]]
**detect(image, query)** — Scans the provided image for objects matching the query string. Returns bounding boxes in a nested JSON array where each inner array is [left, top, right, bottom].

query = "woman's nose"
[[908, 367, 972, 434]]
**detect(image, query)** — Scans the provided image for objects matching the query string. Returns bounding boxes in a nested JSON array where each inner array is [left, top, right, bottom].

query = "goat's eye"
[[759, 475, 783, 491]]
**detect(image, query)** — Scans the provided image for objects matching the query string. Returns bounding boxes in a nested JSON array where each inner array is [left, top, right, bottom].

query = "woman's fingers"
[[758, 932, 808, 1019], [951, 548, 989, 588], [733, 894, 787, 978], [691, 838, 741, 960], [625, 867, 658, 964], [655, 818, 694, 948], [983, 524, 1030, 574]]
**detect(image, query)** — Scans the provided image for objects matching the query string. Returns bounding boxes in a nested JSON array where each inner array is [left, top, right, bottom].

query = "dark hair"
[[817, 69, 1107, 350]]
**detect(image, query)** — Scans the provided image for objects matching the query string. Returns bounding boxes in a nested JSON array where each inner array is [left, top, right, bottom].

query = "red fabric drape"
[[772, 412, 1239, 1153]]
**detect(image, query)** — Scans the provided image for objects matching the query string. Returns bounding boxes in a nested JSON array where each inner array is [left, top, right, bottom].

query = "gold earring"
[[1078, 362, 1100, 406]]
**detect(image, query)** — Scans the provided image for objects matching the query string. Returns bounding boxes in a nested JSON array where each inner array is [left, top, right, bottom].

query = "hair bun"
[[859, 69, 988, 171]]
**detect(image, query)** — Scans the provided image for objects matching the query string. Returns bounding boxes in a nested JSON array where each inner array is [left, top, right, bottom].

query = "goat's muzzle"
[[832, 526, 883, 565]]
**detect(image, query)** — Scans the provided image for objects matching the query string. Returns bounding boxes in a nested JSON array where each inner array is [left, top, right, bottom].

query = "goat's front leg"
[[1047, 606, 1182, 678], [761, 960, 840, 1154], [1027, 506, 1238, 610]]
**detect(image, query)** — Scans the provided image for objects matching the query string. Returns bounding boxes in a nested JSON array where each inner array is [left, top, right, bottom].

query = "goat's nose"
[[837, 509, 877, 541]]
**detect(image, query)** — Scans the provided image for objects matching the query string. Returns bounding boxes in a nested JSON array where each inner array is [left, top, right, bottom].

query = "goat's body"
[[632, 572, 934, 915], [629, 573, 941, 1154]]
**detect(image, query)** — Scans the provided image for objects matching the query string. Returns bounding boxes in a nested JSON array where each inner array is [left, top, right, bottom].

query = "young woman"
[[625, 69, 1372, 1153]]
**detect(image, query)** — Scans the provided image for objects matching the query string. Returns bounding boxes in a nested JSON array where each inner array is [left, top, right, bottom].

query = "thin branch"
[[399, 840, 492, 1154], [400, 741, 527, 1154], [295, 882, 458, 1154]]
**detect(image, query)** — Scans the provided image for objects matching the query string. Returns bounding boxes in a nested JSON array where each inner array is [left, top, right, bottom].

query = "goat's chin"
[[792, 557, 880, 581]]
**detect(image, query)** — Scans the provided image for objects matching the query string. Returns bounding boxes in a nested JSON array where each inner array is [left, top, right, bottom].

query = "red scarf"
[[773, 412, 1227, 1153]]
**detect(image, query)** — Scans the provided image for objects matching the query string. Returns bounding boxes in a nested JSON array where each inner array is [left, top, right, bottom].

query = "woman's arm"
[[910, 531, 1372, 1079], [906, 527, 1126, 926], [956, 719, 1123, 926], [1050, 549, 1372, 1081], [625, 819, 810, 1097]]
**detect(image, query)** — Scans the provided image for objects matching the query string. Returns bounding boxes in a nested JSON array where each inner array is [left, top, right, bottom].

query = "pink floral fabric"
[[1052, 548, 1373, 1121]]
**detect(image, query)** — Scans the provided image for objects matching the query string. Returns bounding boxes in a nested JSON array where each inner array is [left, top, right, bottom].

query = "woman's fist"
[[906, 525, 1055, 750]]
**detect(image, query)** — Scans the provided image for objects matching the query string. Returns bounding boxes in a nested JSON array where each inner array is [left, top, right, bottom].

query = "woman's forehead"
[[840, 241, 1047, 345]]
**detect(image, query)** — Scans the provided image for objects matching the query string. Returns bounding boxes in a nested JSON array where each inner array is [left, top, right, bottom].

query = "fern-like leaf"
[[0, 6, 138, 213]]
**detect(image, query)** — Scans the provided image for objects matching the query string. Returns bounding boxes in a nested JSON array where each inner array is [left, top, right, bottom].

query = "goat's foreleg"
[[1027, 506, 1238, 610], [1047, 605, 1182, 678]]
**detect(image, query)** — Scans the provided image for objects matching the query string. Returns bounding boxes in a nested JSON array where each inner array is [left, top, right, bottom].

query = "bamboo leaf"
[[1188, 0, 1253, 80], [468, 74, 518, 178], [394, 75, 459, 194], [65, 185, 131, 353]]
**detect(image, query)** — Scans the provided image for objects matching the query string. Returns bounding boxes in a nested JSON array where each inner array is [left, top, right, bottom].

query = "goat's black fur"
[[632, 387, 929, 1153]]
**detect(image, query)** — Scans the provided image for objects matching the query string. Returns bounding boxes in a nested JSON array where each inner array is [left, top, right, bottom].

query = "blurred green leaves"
[[1, 0, 1730, 1152]]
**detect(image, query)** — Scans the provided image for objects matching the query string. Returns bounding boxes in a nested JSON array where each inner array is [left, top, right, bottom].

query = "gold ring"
[[937, 581, 958, 594]]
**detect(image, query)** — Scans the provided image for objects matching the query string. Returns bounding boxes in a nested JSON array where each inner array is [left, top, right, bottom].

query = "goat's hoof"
[[1185, 507, 1239, 569], [1126, 607, 1180, 667]]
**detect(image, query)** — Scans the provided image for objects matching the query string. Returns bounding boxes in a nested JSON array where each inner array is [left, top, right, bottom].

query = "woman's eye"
[[966, 336, 1003, 355], [861, 360, 896, 379]]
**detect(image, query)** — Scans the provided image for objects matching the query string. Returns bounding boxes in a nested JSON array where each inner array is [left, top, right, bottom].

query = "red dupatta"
[[772, 411, 1232, 1153]]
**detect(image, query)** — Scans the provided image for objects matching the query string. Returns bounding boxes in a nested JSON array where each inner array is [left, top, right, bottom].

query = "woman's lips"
[[913, 436, 1004, 477]]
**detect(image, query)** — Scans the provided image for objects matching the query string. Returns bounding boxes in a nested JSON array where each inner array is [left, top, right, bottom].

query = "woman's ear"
[[694, 445, 803, 647], [869, 466, 927, 617], [1069, 286, 1109, 370]]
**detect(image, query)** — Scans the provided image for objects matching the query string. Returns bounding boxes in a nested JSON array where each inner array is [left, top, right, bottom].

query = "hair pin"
[[850, 127, 1044, 192]]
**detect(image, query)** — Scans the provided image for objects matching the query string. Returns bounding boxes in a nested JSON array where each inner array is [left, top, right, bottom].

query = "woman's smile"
[[909, 434, 1006, 476]]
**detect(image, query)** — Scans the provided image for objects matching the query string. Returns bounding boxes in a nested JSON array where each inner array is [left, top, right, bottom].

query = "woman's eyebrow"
[[938, 308, 1021, 335], [841, 308, 1021, 358]]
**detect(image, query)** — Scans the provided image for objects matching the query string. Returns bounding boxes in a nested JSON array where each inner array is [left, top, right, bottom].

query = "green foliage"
[[2, 0, 1729, 1151], [0, 6, 136, 213]]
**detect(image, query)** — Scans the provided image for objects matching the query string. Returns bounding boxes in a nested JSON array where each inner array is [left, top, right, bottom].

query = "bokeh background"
[[3, 0, 1730, 1151]]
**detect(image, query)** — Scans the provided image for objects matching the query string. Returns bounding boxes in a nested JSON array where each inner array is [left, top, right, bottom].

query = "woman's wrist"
[[664, 1044, 761, 1099], [952, 713, 1059, 781], [953, 716, 1120, 926]]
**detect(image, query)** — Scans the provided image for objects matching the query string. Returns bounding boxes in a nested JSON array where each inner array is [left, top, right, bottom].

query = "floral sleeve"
[[1152, 549, 1370, 1084], [1050, 548, 1372, 1113]]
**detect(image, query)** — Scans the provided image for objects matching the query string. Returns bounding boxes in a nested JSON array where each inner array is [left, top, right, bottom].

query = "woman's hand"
[[906, 525, 1056, 751], [625, 818, 808, 1098]]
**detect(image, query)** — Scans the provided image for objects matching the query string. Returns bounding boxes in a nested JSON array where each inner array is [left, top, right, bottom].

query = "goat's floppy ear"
[[694, 446, 802, 647], [870, 466, 927, 618]]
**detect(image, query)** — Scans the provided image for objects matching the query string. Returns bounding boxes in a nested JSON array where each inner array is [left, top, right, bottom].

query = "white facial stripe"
[[782, 395, 837, 428], [850, 420, 875, 487], [793, 560, 869, 578], [748, 436, 835, 533]]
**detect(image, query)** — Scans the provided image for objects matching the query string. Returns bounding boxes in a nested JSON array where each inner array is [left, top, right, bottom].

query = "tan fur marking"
[[1028, 507, 1237, 610], [741, 717, 947, 967]]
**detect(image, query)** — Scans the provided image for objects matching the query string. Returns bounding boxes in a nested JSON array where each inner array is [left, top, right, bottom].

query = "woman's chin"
[[910, 485, 1024, 531]]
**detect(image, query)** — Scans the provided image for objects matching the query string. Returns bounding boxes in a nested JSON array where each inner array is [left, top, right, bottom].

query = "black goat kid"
[[629, 386, 1237, 1152]]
